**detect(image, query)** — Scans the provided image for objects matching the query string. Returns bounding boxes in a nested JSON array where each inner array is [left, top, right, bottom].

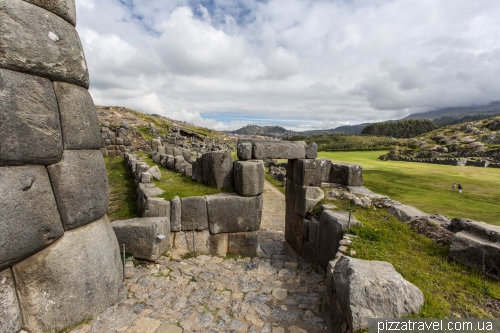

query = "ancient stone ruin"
[[1, 1, 495, 332], [0, 1, 122, 332]]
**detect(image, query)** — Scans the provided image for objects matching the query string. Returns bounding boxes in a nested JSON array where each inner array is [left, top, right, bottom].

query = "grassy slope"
[[318, 151, 500, 225], [104, 156, 138, 221], [328, 198, 500, 318]]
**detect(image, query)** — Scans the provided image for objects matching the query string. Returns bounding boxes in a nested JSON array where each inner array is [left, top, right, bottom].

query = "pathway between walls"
[[69, 181, 327, 333]]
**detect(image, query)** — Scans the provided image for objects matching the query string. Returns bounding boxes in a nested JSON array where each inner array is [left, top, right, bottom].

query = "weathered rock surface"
[[305, 142, 318, 159], [234, 160, 265, 196], [13, 216, 122, 333], [53, 81, 100, 149], [47, 150, 109, 230], [147, 165, 162, 180], [112, 217, 170, 262], [330, 162, 363, 186], [291, 159, 332, 187], [143, 198, 170, 218], [317, 210, 360, 270], [170, 196, 182, 232], [228, 232, 259, 257], [252, 141, 306, 160], [207, 193, 263, 234], [23, 0, 76, 26], [173, 230, 228, 256], [237, 141, 252, 160], [0, 0, 89, 88], [448, 218, 500, 279], [0, 68, 63, 166], [0, 166, 64, 270], [0, 268, 22, 333], [293, 185, 324, 217], [201, 150, 234, 189], [323, 256, 424, 333], [388, 204, 428, 223], [181, 196, 208, 231]]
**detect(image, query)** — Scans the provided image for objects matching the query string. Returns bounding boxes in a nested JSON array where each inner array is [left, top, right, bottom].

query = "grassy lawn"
[[318, 151, 500, 225], [136, 152, 233, 201], [104, 156, 138, 221], [327, 198, 500, 318]]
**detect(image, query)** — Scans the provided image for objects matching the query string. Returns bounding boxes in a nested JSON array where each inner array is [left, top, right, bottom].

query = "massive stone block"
[[201, 150, 234, 189], [305, 142, 318, 159], [317, 210, 361, 270], [253, 140, 306, 159], [143, 198, 170, 218], [0, 268, 22, 333], [387, 204, 428, 223], [206, 193, 263, 234], [112, 217, 170, 262], [293, 185, 325, 217], [173, 230, 228, 257], [448, 219, 500, 279], [227, 231, 259, 257], [0, 0, 89, 88], [323, 256, 424, 333], [330, 162, 363, 186], [47, 150, 109, 230], [181, 196, 208, 231], [13, 216, 123, 333], [237, 141, 252, 160], [233, 160, 265, 196], [0, 166, 64, 270], [0, 69, 63, 166], [292, 159, 332, 187], [449, 231, 500, 279], [53, 81, 100, 150], [23, 0, 76, 26]]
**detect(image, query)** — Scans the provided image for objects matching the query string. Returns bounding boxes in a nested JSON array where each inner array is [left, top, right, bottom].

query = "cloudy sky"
[[75, 0, 500, 131]]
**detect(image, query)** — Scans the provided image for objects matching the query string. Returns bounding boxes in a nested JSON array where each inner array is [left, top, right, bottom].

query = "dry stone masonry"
[[0, 1, 122, 332], [121, 148, 264, 259]]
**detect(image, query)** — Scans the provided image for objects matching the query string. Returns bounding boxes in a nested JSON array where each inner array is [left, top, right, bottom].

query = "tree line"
[[361, 119, 438, 138]]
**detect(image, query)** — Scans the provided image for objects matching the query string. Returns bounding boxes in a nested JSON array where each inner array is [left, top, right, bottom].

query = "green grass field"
[[318, 151, 500, 225]]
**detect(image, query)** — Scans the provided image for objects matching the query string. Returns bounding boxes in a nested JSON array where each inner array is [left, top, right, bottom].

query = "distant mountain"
[[231, 125, 290, 137], [231, 123, 369, 138], [404, 101, 500, 120]]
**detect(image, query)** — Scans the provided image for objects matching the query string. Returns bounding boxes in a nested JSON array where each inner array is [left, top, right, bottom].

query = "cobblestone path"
[[71, 182, 327, 333]]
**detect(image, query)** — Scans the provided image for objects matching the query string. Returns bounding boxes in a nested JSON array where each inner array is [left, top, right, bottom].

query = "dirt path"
[[258, 181, 287, 246]]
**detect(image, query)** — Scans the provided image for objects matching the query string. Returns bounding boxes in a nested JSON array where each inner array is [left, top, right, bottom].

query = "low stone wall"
[[0, 1, 122, 332], [123, 151, 264, 257], [385, 156, 500, 168]]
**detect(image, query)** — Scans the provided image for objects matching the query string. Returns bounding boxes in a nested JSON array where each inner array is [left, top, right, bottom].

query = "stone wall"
[[384, 156, 500, 168], [99, 122, 136, 157], [123, 150, 264, 257], [0, 1, 122, 332]]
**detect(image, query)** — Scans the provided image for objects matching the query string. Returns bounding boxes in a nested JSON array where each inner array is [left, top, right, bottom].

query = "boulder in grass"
[[448, 218, 500, 279], [387, 204, 428, 223]]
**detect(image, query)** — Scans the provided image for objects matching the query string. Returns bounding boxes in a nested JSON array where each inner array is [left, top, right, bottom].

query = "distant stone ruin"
[[0, 1, 122, 332]]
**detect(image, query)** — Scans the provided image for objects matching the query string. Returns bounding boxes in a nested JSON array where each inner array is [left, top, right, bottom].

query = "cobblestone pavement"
[[71, 182, 327, 333]]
